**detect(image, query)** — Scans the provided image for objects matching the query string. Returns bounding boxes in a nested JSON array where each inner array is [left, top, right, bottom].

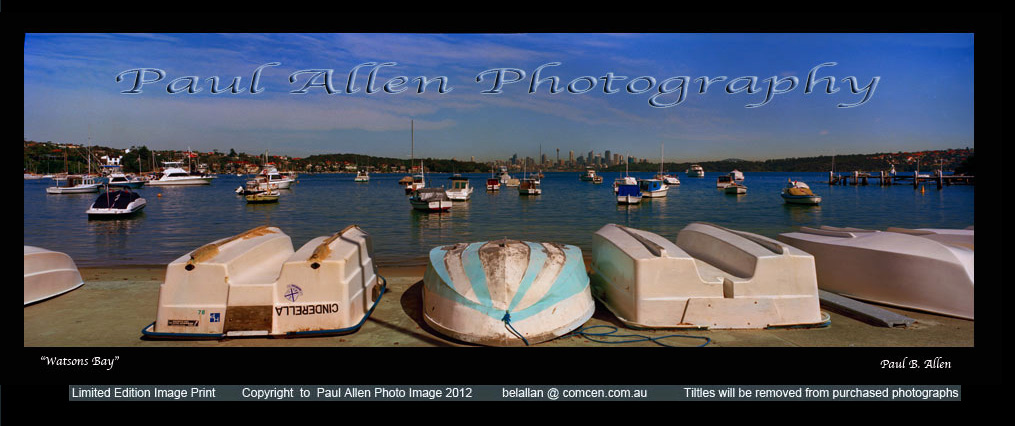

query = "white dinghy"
[[143, 225, 386, 339], [423, 239, 595, 346], [589, 223, 824, 329], [24, 246, 85, 305], [777, 226, 973, 320]]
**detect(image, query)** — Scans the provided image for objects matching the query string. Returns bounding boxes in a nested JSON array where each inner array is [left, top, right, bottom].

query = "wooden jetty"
[[827, 170, 974, 189]]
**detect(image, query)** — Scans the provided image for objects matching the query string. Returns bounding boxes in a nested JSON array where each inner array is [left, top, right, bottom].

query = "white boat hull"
[[446, 187, 473, 201], [148, 177, 213, 186], [87, 200, 147, 216], [725, 185, 747, 194], [777, 226, 973, 319], [423, 240, 594, 346], [24, 246, 84, 305], [617, 194, 642, 204], [46, 185, 100, 194], [146, 226, 384, 338], [589, 223, 823, 329], [411, 199, 452, 211]]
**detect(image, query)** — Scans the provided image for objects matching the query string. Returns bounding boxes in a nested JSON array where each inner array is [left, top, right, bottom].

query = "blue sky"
[[23, 33, 974, 162]]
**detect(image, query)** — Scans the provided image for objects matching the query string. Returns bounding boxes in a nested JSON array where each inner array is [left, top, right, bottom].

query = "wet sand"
[[24, 266, 974, 347]]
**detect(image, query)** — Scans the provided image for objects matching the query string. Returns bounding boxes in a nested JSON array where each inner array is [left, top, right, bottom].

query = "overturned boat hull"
[[24, 246, 85, 305], [589, 223, 823, 329], [777, 226, 973, 319], [144, 225, 385, 338], [423, 240, 594, 346]]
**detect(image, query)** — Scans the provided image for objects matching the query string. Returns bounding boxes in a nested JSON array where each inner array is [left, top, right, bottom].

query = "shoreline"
[[25, 265, 974, 348]]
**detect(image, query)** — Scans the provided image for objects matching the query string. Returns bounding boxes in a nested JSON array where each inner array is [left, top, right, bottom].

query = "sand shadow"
[[398, 279, 479, 347]]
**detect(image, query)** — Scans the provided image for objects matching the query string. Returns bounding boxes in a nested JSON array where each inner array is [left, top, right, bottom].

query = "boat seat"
[[589, 223, 822, 329]]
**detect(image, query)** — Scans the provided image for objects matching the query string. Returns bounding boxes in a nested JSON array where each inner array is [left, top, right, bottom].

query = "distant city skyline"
[[24, 33, 974, 162]]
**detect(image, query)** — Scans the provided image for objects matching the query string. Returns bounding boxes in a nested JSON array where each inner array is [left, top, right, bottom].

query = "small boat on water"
[[518, 178, 542, 195], [498, 166, 519, 187], [258, 163, 293, 189], [354, 169, 370, 182], [446, 175, 474, 201], [716, 174, 733, 188], [422, 239, 595, 346], [781, 180, 821, 205], [616, 184, 642, 204], [24, 246, 85, 305], [638, 178, 667, 198], [142, 225, 385, 338], [686, 164, 705, 177], [245, 190, 280, 204], [86, 185, 147, 218], [486, 177, 500, 191], [658, 174, 681, 186], [147, 161, 215, 186], [613, 176, 637, 193], [589, 223, 824, 329], [614, 153, 637, 193], [46, 175, 101, 194], [106, 172, 146, 188], [655, 144, 680, 186], [730, 169, 744, 181], [777, 226, 974, 319], [410, 187, 452, 212], [579, 167, 603, 184], [724, 182, 747, 194]]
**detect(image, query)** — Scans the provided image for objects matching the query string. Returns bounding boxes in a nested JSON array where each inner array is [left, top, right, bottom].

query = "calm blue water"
[[24, 172, 974, 268]]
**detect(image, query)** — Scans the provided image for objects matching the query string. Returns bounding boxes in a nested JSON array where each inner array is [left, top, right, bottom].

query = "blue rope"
[[568, 325, 711, 347], [501, 311, 530, 346]]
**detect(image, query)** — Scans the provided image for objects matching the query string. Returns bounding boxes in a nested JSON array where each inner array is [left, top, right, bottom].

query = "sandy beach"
[[24, 265, 974, 348]]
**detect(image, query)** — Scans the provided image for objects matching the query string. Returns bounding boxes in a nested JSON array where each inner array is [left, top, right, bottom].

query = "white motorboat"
[[686, 164, 705, 177], [46, 175, 101, 194], [106, 172, 146, 188], [776, 226, 973, 319], [781, 180, 822, 205], [143, 225, 385, 338], [731, 169, 744, 181], [86, 186, 147, 218], [498, 166, 519, 187], [716, 175, 733, 188], [614, 154, 638, 193], [147, 161, 214, 186], [258, 163, 293, 189], [655, 144, 680, 186], [24, 246, 84, 305], [724, 182, 747, 194], [423, 239, 595, 346], [410, 187, 452, 212], [638, 178, 667, 198], [589, 223, 824, 329], [354, 169, 370, 182], [580, 167, 603, 183], [658, 174, 681, 186], [616, 183, 642, 204], [446, 176, 473, 201], [236, 177, 279, 195], [613, 176, 638, 193]]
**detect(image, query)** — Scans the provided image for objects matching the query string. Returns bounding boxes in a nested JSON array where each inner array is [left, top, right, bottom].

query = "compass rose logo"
[[284, 284, 303, 302]]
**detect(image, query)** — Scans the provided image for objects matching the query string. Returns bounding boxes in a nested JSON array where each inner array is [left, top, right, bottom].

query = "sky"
[[23, 33, 974, 162]]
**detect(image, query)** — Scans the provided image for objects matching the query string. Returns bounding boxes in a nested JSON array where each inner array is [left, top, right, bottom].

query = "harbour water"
[[23, 171, 974, 268]]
